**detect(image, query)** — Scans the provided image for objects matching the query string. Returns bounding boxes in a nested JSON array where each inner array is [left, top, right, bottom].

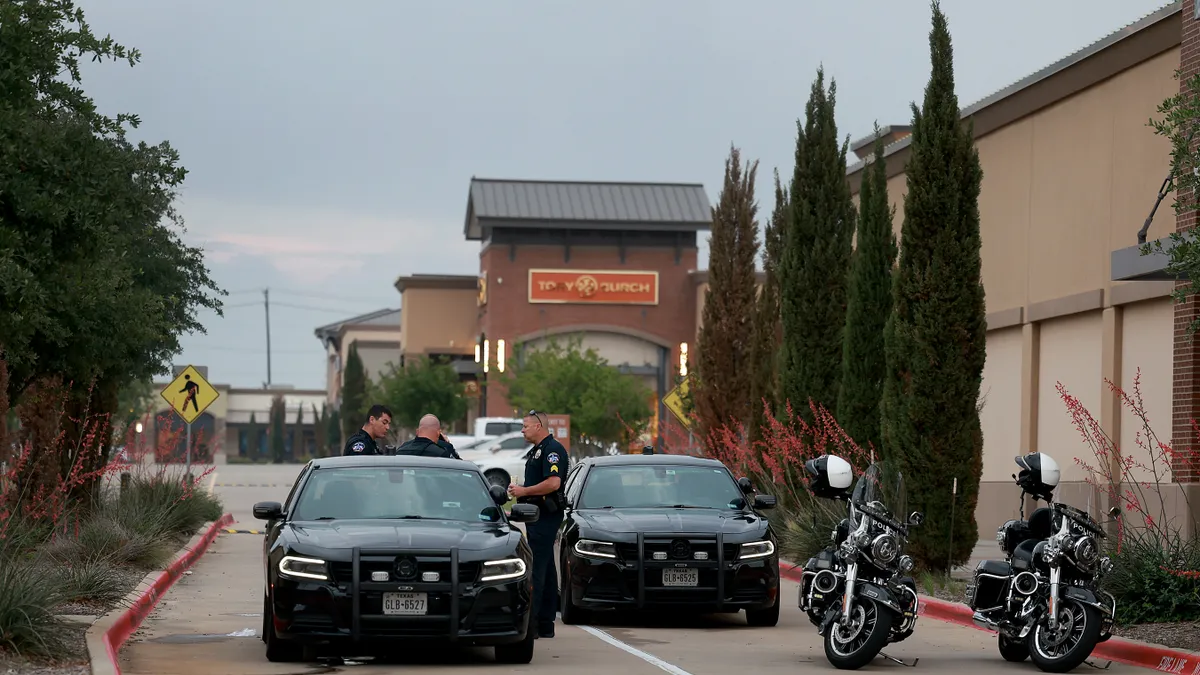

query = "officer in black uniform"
[[507, 410, 568, 639], [342, 404, 392, 456], [394, 414, 461, 459]]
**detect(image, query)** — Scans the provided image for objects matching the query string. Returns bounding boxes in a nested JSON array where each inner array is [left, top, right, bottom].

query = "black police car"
[[557, 451, 781, 626], [252, 454, 541, 664]]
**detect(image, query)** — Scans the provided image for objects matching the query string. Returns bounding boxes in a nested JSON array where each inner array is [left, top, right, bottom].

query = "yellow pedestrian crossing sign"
[[662, 376, 691, 430], [161, 365, 219, 424]]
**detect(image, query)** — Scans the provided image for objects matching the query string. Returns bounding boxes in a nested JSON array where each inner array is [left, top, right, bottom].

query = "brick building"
[[395, 178, 714, 439]]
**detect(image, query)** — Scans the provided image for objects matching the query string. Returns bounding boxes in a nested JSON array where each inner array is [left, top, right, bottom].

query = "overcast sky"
[[72, 0, 1172, 391]]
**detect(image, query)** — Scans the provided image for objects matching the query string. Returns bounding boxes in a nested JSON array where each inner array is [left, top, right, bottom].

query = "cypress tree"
[[880, 0, 987, 572], [695, 146, 761, 444], [837, 126, 897, 452], [340, 341, 367, 443], [748, 170, 788, 445], [269, 394, 286, 464], [778, 68, 856, 423]]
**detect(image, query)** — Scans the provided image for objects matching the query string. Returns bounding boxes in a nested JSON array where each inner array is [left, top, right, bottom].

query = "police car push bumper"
[[567, 532, 779, 611], [271, 545, 534, 645]]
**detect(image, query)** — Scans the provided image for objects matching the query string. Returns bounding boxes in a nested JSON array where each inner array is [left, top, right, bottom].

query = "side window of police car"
[[281, 463, 313, 519], [564, 464, 587, 508]]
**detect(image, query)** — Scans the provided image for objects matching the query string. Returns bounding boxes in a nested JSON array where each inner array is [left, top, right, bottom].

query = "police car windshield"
[[578, 465, 742, 510], [291, 467, 499, 523]]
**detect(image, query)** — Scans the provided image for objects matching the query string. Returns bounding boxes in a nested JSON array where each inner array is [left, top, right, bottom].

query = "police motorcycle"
[[966, 452, 1119, 673], [798, 455, 925, 670]]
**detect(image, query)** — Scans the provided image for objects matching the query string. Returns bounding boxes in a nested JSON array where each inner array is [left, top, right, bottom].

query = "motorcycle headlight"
[[898, 555, 915, 574], [1072, 536, 1099, 566], [574, 539, 617, 559], [853, 530, 871, 548], [279, 555, 329, 581], [481, 557, 527, 582], [739, 540, 775, 560], [870, 533, 900, 564]]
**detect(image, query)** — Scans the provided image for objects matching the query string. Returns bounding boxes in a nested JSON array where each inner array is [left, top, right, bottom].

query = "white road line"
[[576, 625, 694, 675]]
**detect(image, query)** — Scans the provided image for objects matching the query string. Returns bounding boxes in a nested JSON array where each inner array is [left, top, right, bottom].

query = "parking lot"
[[114, 463, 1145, 674]]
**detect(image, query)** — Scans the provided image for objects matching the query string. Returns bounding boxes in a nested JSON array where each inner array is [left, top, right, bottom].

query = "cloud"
[[172, 193, 471, 283]]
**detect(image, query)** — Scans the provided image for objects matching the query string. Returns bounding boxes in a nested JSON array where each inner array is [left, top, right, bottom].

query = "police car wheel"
[[746, 596, 780, 627], [495, 625, 535, 664], [263, 595, 303, 662], [559, 566, 588, 625]]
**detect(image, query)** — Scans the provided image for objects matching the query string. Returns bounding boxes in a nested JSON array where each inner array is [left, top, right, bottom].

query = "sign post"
[[160, 365, 219, 483]]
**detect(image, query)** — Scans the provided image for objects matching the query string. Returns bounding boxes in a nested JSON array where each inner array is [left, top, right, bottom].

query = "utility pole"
[[264, 287, 272, 387]]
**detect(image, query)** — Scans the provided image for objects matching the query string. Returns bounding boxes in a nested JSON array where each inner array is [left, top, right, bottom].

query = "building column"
[[1100, 306, 1124, 523], [1174, 0, 1200, 486], [1021, 321, 1041, 516]]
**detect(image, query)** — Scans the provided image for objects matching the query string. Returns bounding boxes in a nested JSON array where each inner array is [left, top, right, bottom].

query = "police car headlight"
[[574, 539, 618, 559], [481, 557, 527, 582], [739, 540, 775, 560], [279, 555, 328, 581]]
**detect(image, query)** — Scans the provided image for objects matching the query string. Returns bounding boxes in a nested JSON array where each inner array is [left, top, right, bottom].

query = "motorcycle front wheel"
[[1028, 599, 1103, 673], [822, 598, 892, 670]]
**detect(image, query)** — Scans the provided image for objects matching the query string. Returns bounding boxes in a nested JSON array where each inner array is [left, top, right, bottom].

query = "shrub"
[[41, 515, 171, 569], [1057, 369, 1200, 625], [0, 558, 65, 658], [51, 558, 127, 606]]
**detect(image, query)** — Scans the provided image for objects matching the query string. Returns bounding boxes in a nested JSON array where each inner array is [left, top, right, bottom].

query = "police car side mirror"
[[489, 484, 508, 505], [753, 494, 777, 510], [509, 503, 540, 523], [253, 501, 283, 521]]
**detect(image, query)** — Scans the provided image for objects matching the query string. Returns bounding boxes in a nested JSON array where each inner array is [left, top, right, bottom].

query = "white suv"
[[458, 431, 532, 489]]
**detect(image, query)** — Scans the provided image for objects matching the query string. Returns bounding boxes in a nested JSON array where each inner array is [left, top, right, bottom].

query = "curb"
[[86, 513, 235, 675], [778, 560, 1200, 673]]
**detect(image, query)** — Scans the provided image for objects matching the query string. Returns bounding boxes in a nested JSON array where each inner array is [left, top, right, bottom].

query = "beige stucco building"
[[844, 2, 1198, 536]]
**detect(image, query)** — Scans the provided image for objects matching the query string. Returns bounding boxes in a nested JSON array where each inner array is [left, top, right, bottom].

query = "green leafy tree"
[[312, 403, 327, 458], [372, 356, 468, 433], [269, 394, 286, 464], [748, 171, 788, 445], [115, 377, 155, 440], [293, 401, 305, 459], [778, 67, 856, 425], [0, 0, 222, 493], [340, 342, 368, 442], [501, 336, 654, 451], [327, 408, 342, 453], [880, 1, 987, 572], [837, 127, 898, 452], [247, 412, 260, 459], [695, 146, 761, 445], [1147, 68, 1200, 336]]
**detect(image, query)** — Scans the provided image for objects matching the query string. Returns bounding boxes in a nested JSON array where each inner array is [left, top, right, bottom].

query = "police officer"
[[342, 404, 392, 456], [507, 410, 568, 639], [394, 414, 461, 459]]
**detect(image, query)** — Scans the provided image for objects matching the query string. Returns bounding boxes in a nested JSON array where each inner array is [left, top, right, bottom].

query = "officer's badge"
[[533, 449, 541, 459]]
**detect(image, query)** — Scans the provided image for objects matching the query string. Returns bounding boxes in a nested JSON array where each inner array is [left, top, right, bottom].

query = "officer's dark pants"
[[526, 510, 563, 633]]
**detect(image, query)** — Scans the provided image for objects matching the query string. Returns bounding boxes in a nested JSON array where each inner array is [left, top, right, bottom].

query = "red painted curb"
[[100, 513, 235, 674], [778, 560, 1200, 672]]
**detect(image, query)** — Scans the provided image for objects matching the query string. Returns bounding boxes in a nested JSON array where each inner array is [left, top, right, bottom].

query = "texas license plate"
[[382, 592, 427, 615], [662, 568, 698, 587]]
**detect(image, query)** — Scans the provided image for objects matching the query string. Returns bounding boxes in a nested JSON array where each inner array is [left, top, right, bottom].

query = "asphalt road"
[[114, 462, 1142, 674]]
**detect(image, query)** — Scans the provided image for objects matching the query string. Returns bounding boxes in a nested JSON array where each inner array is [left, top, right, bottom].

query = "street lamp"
[[497, 339, 506, 373], [679, 342, 688, 379], [475, 332, 489, 417]]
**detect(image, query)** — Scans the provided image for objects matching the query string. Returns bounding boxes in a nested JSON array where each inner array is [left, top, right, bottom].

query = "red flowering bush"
[[1057, 369, 1200, 624], [0, 368, 223, 658]]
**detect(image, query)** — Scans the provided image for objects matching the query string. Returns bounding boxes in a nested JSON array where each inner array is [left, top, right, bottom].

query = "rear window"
[[485, 422, 522, 435]]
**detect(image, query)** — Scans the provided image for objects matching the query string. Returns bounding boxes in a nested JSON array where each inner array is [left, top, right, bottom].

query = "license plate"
[[382, 592, 427, 615], [662, 568, 698, 587]]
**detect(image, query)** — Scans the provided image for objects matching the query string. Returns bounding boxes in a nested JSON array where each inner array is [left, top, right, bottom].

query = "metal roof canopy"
[[1111, 233, 1191, 282], [464, 177, 712, 241]]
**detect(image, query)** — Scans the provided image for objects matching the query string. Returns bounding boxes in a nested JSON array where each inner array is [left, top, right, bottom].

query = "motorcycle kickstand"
[[1084, 659, 1113, 670], [878, 651, 919, 667]]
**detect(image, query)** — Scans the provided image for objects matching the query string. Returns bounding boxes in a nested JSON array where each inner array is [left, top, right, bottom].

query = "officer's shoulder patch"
[[352, 441, 365, 453], [547, 452, 559, 464]]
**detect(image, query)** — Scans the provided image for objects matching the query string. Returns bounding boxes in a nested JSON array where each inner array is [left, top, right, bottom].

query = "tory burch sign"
[[527, 269, 659, 305]]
